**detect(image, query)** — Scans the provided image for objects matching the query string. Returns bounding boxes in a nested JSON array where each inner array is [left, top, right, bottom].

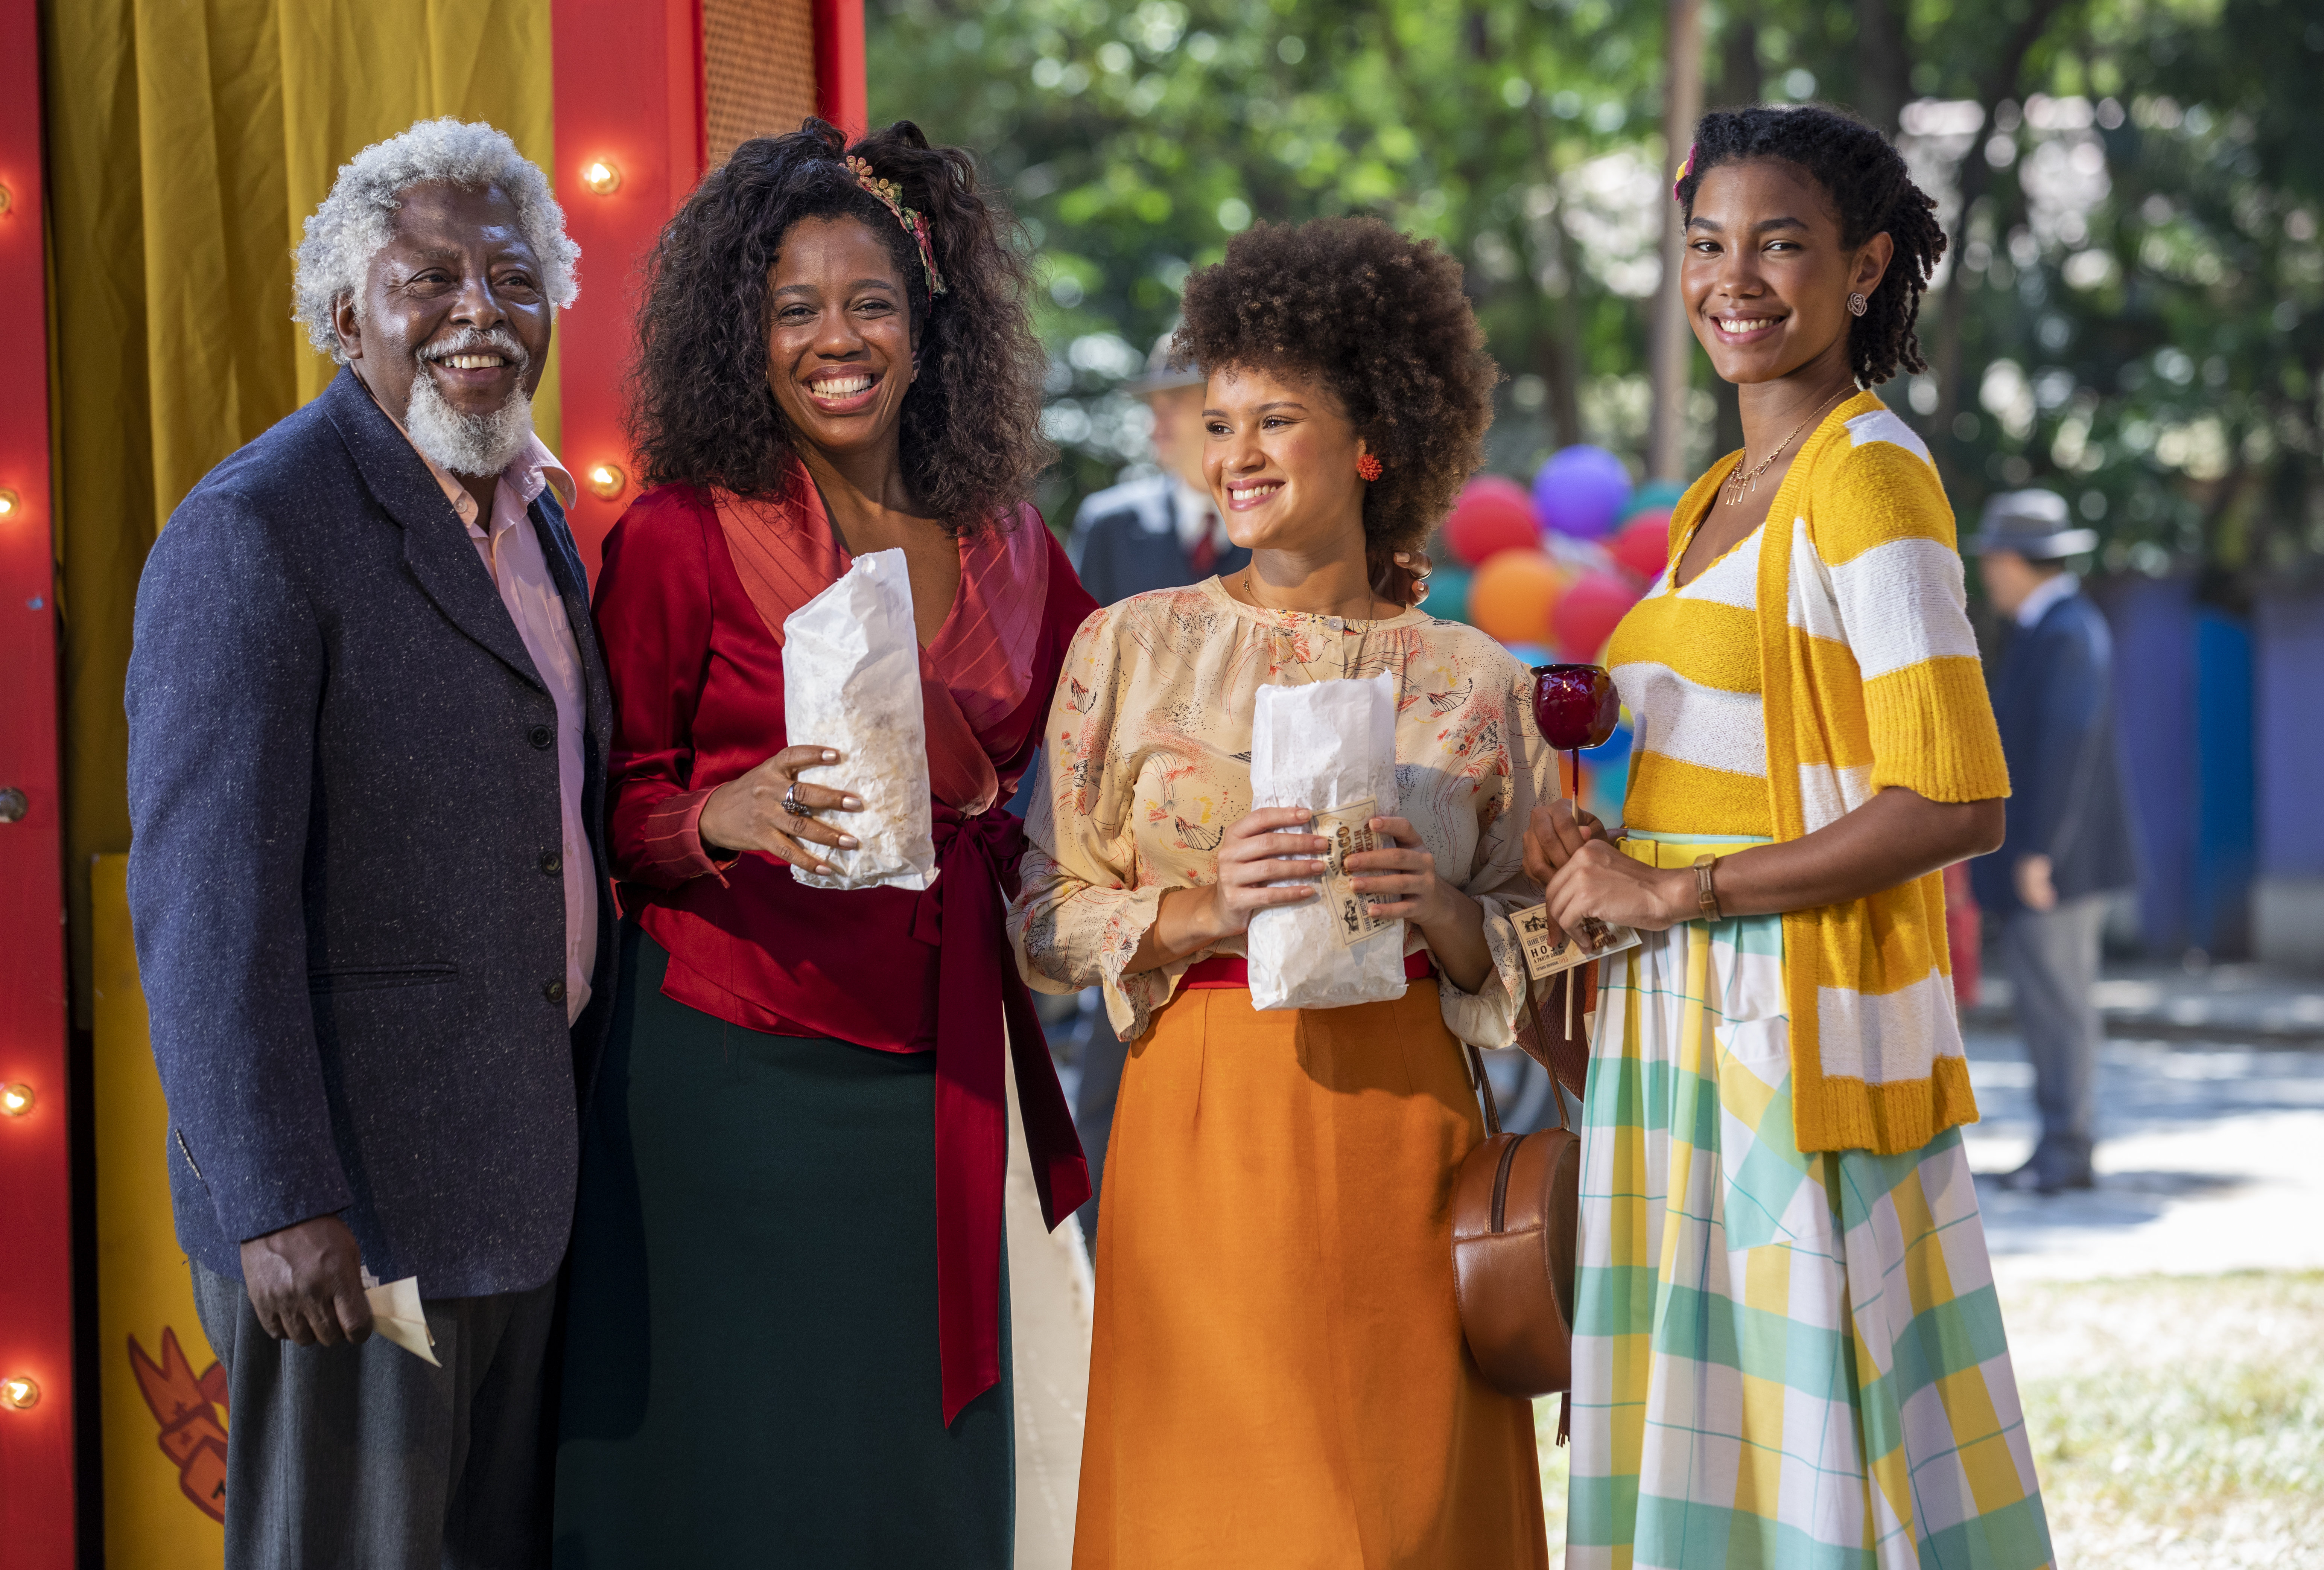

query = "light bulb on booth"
[[0, 1376, 37, 1410], [0, 489, 19, 517], [586, 463, 626, 501], [583, 160, 622, 196], [0, 1083, 30, 1116]]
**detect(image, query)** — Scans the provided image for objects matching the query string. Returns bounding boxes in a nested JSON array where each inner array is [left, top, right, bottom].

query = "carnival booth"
[[0, 3, 865, 1562]]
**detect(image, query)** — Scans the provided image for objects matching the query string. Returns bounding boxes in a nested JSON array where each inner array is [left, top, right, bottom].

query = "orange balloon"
[[1468, 550, 1566, 646]]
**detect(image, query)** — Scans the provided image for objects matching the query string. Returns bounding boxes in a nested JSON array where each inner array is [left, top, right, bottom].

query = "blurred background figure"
[[1970, 490, 2138, 1194], [1066, 329, 1250, 603], [1058, 328, 1252, 1245]]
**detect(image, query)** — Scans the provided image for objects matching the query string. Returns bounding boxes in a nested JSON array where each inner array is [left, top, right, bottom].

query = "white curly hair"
[[294, 118, 581, 361]]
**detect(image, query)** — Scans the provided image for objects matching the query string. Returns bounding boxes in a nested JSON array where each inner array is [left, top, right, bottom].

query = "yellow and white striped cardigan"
[[1662, 390, 2010, 1154]]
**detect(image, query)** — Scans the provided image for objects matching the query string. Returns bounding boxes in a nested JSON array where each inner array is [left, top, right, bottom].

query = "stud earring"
[[1356, 452, 1383, 481], [1847, 291, 1869, 317]]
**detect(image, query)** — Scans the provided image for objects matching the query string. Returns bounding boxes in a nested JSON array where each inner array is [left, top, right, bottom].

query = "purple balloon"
[[1533, 445, 1633, 541]]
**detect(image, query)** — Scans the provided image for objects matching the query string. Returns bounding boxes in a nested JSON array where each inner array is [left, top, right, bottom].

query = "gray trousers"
[[192, 1259, 558, 1570], [1999, 895, 2107, 1151]]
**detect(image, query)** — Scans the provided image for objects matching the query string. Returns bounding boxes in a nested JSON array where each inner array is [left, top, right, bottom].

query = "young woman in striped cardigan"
[[1531, 105, 2056, 1570]]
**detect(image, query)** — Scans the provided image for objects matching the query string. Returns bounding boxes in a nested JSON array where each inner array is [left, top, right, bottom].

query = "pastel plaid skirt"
[[1567, 833, 2055, 1570]]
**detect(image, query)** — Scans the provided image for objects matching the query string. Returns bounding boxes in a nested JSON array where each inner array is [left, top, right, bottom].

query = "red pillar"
[[551, 0, 707, 575], [0, 0, 75, 1561], [552, 0, 864, 576]]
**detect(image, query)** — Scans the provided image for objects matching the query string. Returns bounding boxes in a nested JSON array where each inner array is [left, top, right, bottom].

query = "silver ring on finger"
[[782, 781, 815, 820]]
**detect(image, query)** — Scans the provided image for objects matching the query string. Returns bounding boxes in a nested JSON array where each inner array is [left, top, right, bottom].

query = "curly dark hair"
[[627, 118, 1049, 532], [1675, 104, 1946, 386], [1173, 217, 1498, 605]]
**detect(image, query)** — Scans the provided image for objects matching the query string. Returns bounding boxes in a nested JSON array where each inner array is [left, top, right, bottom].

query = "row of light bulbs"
[[578, 159, 627, 503], [1, 1082, 34, 1409]]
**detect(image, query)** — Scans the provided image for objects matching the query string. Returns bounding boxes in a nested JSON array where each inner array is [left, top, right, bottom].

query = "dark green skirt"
[[553, 928, 1011, 1567]]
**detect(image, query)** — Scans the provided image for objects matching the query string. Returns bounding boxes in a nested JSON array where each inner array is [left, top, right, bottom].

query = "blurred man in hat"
[[1968, 489, 2139, 1193], [1059, 332, 1248, 1244], [1067, 329, 1249, 603]]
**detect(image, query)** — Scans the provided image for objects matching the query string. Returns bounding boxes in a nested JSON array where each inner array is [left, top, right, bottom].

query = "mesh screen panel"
[[703, 0, 818, 168]]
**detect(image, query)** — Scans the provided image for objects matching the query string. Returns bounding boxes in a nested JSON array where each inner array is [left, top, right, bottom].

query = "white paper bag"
[[1245, 673, 1409, 1011], [781, 549, 937, 892]]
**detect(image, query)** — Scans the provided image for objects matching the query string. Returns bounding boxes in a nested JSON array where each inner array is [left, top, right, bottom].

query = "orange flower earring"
[[1356, 452, 1384, 481]]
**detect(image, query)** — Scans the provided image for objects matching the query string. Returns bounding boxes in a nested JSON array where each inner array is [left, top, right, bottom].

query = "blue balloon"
[[1533, 445, 1633, 541]]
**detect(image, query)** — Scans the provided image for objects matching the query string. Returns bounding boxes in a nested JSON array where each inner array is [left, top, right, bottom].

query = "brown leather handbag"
[[1451, 967, 1591, 1407]]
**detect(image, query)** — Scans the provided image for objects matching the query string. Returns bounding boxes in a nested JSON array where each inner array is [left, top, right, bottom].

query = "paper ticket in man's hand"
[[1512, 903, 1640, 980], [362, 1274, 440, 1367]]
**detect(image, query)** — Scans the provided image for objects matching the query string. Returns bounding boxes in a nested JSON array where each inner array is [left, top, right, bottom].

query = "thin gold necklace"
[[1241, 570, 1387, 681], [1721, 387, 1851, 508]]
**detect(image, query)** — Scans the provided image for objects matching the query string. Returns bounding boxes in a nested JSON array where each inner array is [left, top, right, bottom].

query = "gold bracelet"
[[1692, 854, 1723, 923]]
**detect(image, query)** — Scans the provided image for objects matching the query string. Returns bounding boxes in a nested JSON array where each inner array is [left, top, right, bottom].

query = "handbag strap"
[[1465, 975, 1579, 1139]]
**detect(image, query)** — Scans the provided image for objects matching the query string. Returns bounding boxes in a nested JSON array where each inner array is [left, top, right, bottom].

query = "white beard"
[[406, 362, 535, 479]]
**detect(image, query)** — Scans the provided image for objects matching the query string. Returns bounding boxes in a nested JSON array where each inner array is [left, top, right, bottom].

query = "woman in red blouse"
[[552, 119, 1091, 1566]]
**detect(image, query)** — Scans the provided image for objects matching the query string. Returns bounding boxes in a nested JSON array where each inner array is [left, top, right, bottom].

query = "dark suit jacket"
[[126, 367, 617, 1297], [1068, 475, 1249, 605], [1971, 589, 2139, 916]]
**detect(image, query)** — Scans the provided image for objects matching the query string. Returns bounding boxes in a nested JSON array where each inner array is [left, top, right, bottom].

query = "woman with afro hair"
[[1008, 216, 1554, 1566], [553, 120, 1094, 1565], [1528, 105, 2054, 1568]]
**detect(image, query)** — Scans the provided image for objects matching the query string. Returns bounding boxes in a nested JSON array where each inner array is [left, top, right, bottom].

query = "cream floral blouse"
[[1008, 577, 1557, 1047]]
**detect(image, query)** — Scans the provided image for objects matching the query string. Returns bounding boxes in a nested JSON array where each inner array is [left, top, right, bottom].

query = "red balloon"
[[1444, 477, 1539, 567], [1608, 511, 1674, 583], [1551, 571, 1641, 661]]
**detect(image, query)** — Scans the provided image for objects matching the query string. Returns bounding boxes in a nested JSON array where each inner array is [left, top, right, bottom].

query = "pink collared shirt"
[[386, 415, 598, 1025]]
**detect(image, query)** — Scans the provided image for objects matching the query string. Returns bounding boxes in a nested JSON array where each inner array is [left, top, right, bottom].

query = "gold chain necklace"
[[1720, 388, 1851, 508], [1241, 570, 1385, 682]]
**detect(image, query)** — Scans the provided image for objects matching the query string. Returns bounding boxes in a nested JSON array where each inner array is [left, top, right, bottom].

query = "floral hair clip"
[[846, 155, 946, 297], [1672, 142, 1699, 203]]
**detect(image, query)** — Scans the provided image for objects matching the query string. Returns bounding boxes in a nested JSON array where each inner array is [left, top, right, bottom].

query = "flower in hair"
[[846, 155, 947, 297], [1672, 142, 1699, 203]]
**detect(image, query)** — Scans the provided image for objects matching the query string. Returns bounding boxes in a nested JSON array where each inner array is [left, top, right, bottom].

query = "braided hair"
[[1673, 105, 1945, 386], [627, 118, 1049, 532]]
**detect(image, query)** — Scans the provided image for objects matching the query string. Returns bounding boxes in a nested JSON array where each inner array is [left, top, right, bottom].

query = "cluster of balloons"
[[1426, 444, 1690, 662]]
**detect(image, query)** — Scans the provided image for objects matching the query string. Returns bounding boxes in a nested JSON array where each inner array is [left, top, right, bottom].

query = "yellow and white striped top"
[[1606, 518, 1770, 837], [1605, 392, 2011, 1156]]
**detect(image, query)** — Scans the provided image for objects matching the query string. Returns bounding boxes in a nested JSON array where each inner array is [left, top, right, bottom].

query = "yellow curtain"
[[44, 0, 562, 1021]]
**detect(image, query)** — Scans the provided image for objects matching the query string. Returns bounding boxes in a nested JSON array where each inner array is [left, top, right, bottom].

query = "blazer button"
[[544, 979, 567, 1004], [529, 724, 554, 750], [540, 851, 562, 876]]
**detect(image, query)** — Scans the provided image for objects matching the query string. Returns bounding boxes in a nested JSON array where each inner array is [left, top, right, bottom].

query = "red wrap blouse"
[[593, 464, 1095, 1423]]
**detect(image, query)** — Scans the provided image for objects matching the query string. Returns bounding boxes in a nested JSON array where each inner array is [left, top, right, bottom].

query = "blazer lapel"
[[320, 369, 544, 691]]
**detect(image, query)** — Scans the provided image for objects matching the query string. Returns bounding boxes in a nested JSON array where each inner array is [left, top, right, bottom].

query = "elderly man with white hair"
[[126, 119, 613, 1569]]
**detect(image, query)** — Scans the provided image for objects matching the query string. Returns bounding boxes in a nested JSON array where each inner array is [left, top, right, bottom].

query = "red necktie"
[[1188, 511, 1221, 575]]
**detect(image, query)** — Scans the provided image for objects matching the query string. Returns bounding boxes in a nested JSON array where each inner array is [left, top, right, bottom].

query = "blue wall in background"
[[2255, 591, 2324, 881], [2093, 576, 2196, 954], [2191, 610, 2255, 957]]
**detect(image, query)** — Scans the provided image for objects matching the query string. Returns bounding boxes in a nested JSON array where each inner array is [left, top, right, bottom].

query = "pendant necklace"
[[1720, 387, 1851, 508]]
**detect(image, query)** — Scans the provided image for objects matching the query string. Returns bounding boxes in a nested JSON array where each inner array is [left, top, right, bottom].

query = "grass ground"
[[1532, 1272, 2324, 1567]]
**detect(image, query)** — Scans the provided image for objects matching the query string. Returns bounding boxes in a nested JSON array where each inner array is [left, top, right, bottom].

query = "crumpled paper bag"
[[782, 548, 937, 892], [1246, 673, 1410, 1011]]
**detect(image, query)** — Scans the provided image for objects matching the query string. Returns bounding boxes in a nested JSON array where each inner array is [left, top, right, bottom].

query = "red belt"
[[1180, 950, 1436, 989]]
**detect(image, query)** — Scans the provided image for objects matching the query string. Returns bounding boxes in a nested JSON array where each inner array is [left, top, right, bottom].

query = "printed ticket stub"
[[1315, 798, 1395, 948], [1512, 903, 1640, 979]]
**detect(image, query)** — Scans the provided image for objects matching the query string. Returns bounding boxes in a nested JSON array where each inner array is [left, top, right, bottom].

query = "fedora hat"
[[1967, 489, 2097, 560], [1121, 326, 1204, 396]]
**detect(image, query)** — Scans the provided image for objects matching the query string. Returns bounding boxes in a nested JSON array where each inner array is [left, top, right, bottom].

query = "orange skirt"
[[1074, 980, 1548, 1569]]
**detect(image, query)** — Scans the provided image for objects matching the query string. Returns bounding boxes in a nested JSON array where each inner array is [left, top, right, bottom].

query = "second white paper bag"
[[1245, 672, 1409, 1011], [782, 548, 937, 892]]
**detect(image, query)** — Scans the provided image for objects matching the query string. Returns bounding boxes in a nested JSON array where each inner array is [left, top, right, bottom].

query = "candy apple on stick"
[[1533, 663, 1620, 955]]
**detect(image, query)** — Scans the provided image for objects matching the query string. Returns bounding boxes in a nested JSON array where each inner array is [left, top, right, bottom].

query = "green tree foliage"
[[868, 0, 2323, 577]]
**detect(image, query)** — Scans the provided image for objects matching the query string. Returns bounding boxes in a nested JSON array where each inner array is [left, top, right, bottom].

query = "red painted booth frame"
[[0, 4, 862, 1562], [552, 0, 867, 576], [0, 0, 73, 1561]]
